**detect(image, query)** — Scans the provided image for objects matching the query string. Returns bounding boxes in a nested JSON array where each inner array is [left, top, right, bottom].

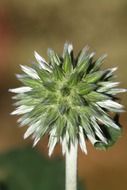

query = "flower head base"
[[9, 43, 126, 156]]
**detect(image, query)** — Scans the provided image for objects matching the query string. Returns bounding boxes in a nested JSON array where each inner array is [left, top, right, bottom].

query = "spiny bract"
[[9, 43, 126, 156]]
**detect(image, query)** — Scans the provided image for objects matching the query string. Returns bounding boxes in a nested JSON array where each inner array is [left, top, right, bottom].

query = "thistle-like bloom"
[[9, 43, 126, 156]]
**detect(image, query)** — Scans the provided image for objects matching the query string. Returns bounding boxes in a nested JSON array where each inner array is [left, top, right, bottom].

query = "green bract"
[[9, 43, 126, 156]]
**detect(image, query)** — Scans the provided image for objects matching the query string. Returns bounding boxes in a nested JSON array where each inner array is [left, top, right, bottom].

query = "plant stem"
[[65, 141, 78, 190]]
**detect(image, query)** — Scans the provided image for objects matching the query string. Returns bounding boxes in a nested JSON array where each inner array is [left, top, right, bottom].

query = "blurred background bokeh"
[[0, 0, 127, 189]]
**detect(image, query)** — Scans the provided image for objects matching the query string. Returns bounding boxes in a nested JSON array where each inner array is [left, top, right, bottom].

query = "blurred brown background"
[[0, 0, 127, 189]]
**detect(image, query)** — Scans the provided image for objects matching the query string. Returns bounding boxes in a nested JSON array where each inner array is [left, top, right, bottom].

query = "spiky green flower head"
[[9, 43, 126, 156]]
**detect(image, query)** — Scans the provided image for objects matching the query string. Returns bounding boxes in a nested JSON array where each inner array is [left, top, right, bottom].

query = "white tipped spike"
[[61, 136, 67, 155], [34, 51, 47, 64], [87, 134, 97, 145], [97, 115, 120, 130], [33, 137, 40, 147], [107, 88, 127, 95], [61, 131, 70, 155], [63, 43, 73, 57], [91, 117, 107, 144], [83, 45, 89, 53], [20, 65, 40, 79], [34, 51, 52, 72], [111, 67, 118, 72], [106, 82, 120, 88], [68, 44, 73, 54], [97, 82, 120, 93], [24, 121, 41, 139], [11, 105, 34, 115], [9, 86, 32, 93], [106, 67, 118, 78], [48, 137, 57, 156], [79, 126, 87, 154], [103, 82, 119, 88], [89, 52, 95, 58], [18, 118, 31, 127], [16, 74, 24, 79], [97, 100, 124, 111], [48, 128, 57, 156]]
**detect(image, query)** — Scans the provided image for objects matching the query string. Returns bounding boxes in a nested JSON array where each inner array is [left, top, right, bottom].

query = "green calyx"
[[9, 43, 126, 156]]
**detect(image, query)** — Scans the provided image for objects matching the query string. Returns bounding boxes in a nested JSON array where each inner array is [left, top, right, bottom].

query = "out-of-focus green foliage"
[[0, 147, 85, 190]]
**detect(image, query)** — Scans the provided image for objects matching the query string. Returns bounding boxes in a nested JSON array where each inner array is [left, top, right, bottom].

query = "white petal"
[[34, 51, 52, 73], [61, 131, 70, 155], [97, 82, 120, 92], [91, 117, 107, 144], [11, 105, 34, 115], [24, 120, 41, 139], [34, 51, 47, 64], [107, 88, 127, 95], [104, 82, 120, 88], [48, 128, 57, 156], [18, 117, 31, 127], [97, 115, 120, 130], [97, 100, 124, 111], [105, 67, 118, 78], [79, 126, 87, 154], [20, 65, 40, 79], [61, 137, 67, 155], [9, 86, 32, 93]]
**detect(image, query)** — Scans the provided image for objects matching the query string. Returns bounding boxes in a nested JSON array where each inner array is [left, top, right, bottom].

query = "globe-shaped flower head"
[[9, 43, 126, 156]]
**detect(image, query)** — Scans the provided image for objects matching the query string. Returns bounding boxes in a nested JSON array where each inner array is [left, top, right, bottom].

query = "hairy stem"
[[65, 141, 78, 190]]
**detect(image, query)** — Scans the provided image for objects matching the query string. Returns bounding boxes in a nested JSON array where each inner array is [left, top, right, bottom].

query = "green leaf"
[[94, 141, 107, 150], [94, 126, 122, 150], [100, 114, 122, 148], [106, 127, 122, 147]]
